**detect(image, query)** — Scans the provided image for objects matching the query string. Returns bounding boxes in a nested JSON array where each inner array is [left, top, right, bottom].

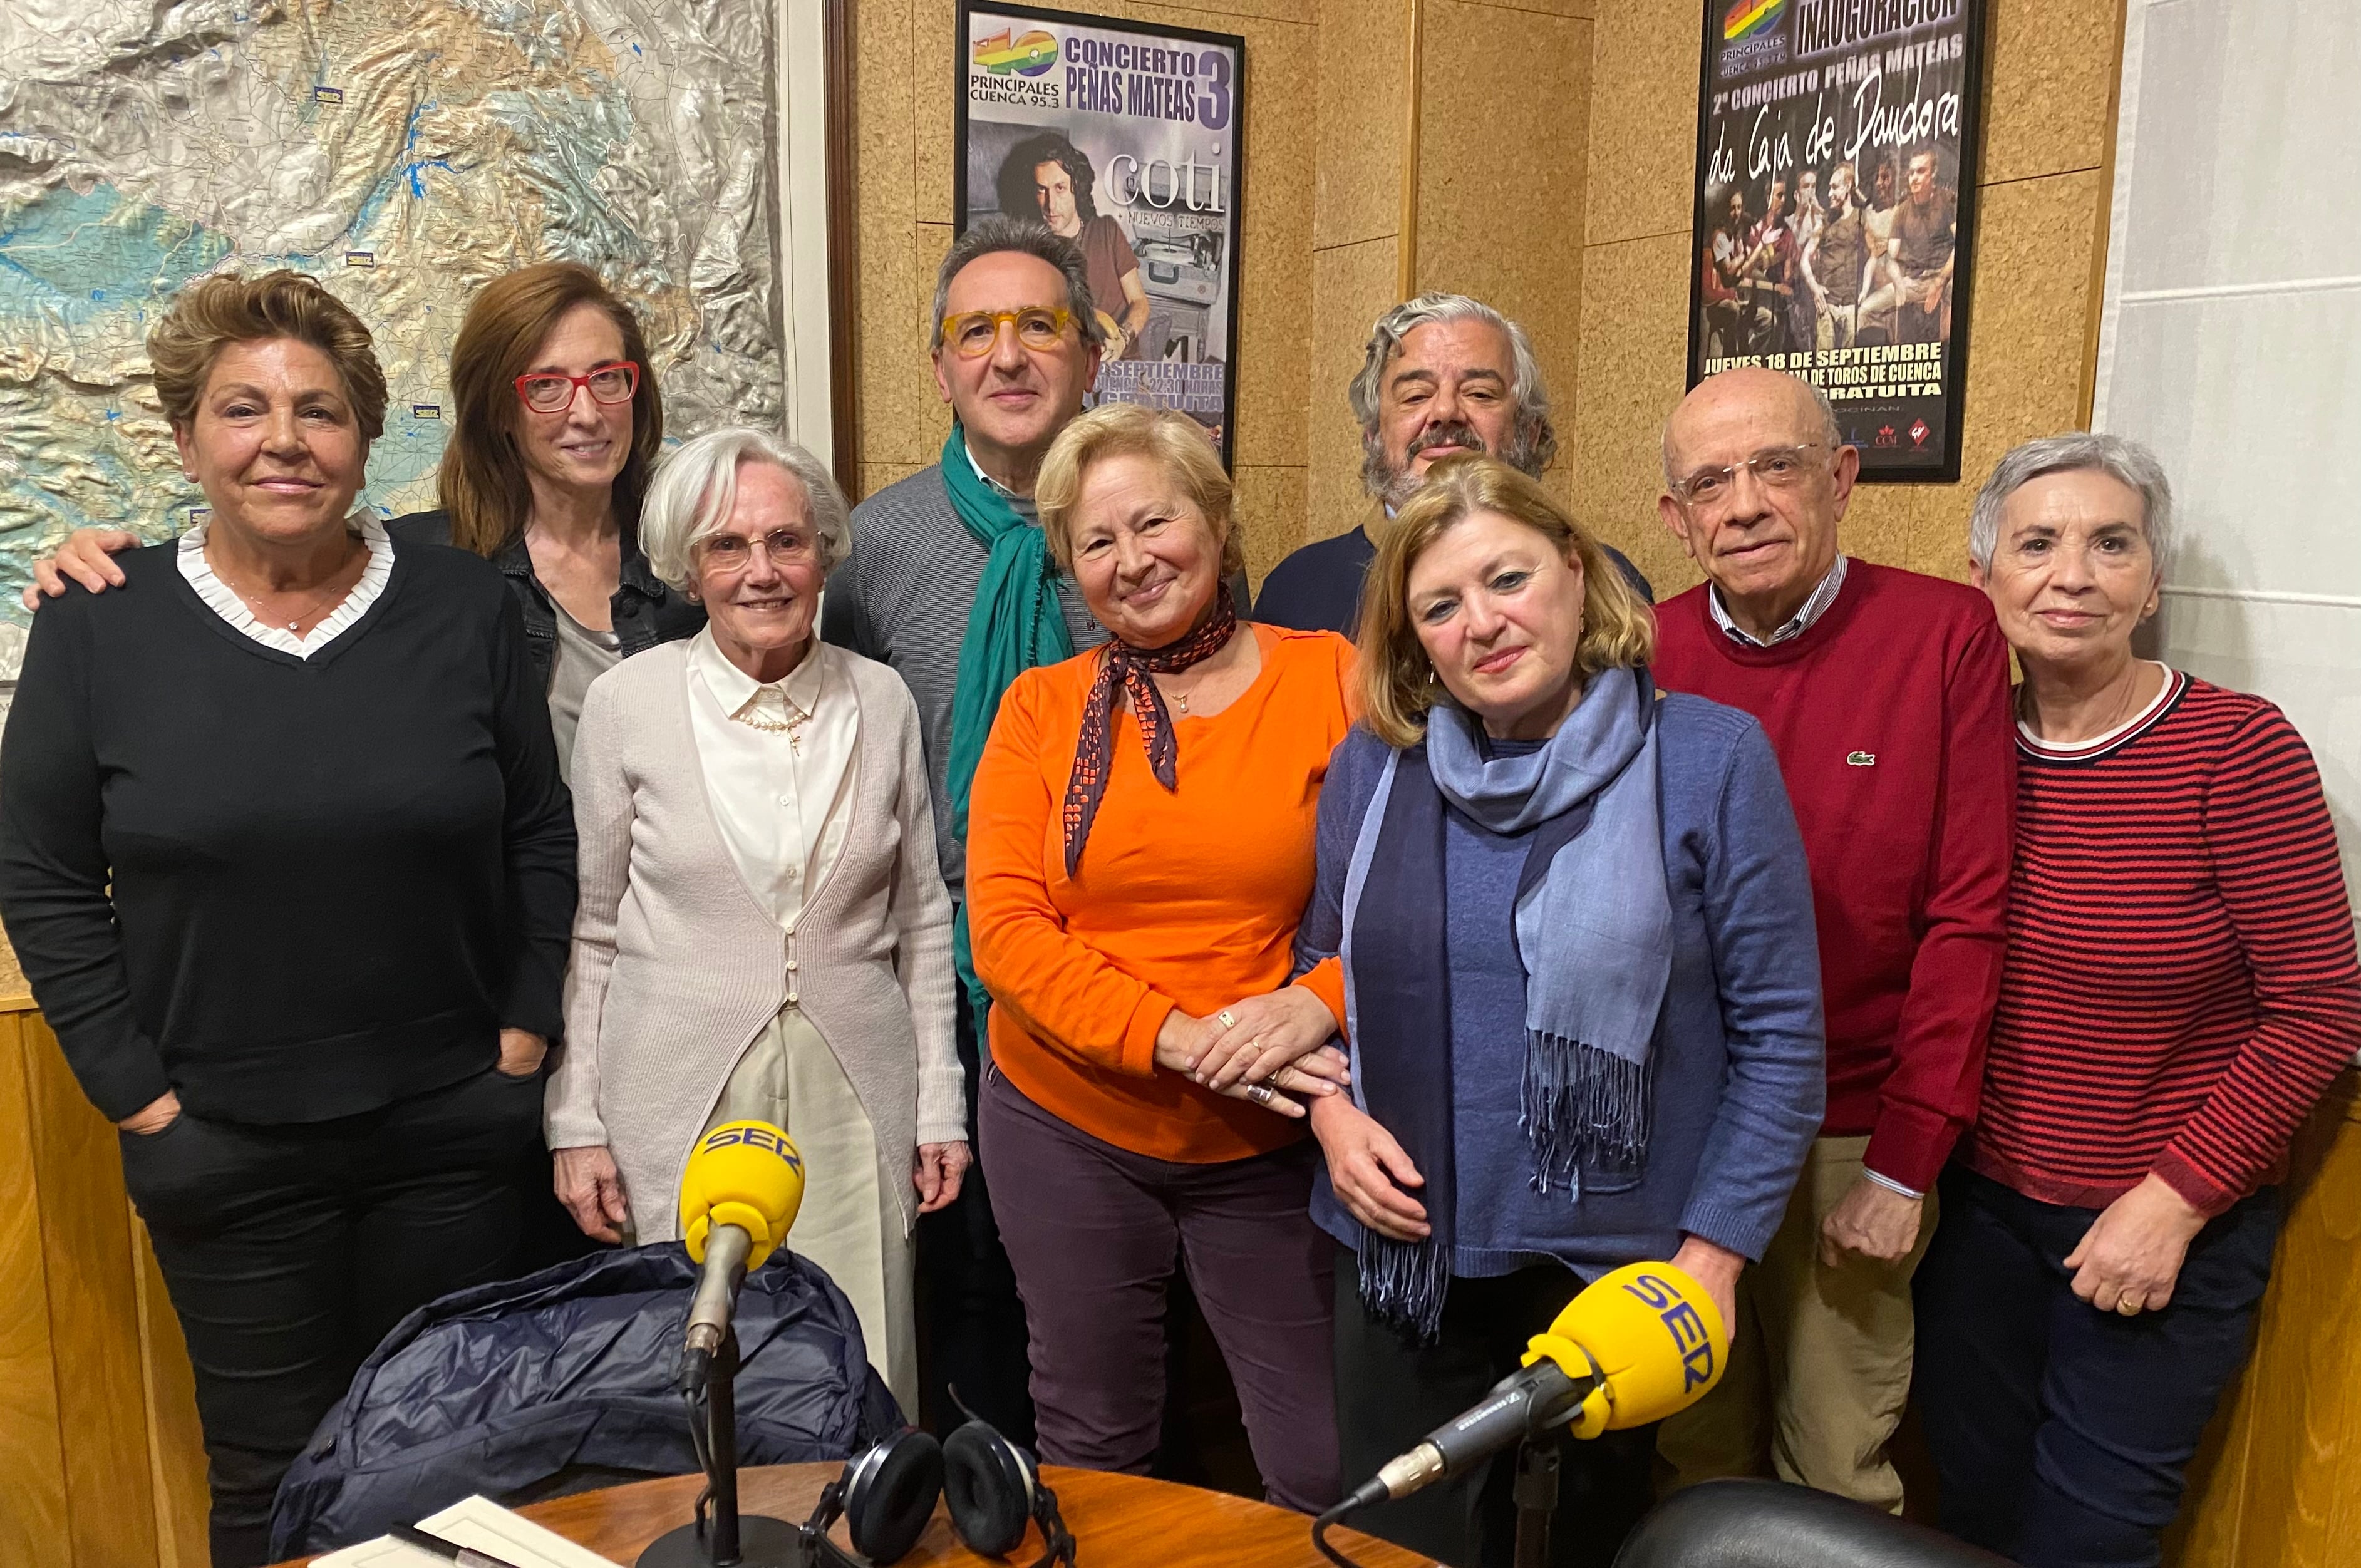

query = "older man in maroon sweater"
[[1650, 367, 2013, 1513]]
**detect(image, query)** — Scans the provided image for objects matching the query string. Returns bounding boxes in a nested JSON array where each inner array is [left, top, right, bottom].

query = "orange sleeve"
[[1293, 956, 1348, 1032], [1286, 633, 1358, 1033], [965, 669, 1177, 1078]]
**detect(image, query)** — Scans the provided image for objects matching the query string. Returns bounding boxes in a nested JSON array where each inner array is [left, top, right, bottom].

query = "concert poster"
[[956, 1, 1246, 465], [1685, 0, 1990, 480]]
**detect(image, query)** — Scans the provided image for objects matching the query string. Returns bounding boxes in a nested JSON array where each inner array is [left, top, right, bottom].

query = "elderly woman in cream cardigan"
[[545, 427, 965, 1413]]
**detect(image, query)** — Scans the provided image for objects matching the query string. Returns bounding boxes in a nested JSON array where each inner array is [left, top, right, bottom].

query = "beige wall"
[[847, 0, 2125, 596]]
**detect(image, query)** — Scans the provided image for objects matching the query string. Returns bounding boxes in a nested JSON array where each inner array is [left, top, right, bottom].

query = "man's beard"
[[1365, 419, 1541, 508]]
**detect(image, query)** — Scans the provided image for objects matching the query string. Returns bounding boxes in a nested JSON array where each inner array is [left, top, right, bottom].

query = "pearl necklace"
[[731, 701, 810, 754]]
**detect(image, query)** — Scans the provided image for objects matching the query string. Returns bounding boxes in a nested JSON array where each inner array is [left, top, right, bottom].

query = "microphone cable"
[[1310, 1497, 1378, 1568], [682, 1383, 715, 1538]]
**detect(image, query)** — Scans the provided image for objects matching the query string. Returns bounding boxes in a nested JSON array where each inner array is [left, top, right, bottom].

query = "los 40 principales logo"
[[973, 27, 1060, 75]]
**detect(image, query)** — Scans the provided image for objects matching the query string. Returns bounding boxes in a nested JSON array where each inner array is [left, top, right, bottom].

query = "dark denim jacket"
[[387, 509, 706, 688]]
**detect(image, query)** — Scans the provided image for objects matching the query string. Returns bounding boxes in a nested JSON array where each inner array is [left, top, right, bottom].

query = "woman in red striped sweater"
[[1915, 433, 2361, 1568]]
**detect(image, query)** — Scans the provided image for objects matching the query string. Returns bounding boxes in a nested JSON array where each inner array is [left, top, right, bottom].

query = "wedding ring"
[[1248, 1083, 1274, 1106], [1217, 1009, 1239, 1030], [2116, 1299, 2141, 1316]]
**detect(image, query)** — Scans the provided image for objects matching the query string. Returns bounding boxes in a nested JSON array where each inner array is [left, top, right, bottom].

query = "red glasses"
[[514, 361, 641, 413]]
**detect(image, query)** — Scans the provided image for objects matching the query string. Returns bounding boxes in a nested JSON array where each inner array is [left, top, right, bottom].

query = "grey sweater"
[[822, 465, 1104, 895]]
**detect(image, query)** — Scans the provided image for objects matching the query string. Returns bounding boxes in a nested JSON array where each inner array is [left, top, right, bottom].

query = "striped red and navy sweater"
[[1969, 668, 2361, 1216]]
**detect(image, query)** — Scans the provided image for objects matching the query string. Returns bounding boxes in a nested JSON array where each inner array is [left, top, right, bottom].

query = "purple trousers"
[[980, 1069, 1342, 1511]]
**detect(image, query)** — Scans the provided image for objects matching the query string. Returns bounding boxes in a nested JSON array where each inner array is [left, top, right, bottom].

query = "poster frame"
[[952, 0, 1249, 468], [1680, 0, 1992, 484]]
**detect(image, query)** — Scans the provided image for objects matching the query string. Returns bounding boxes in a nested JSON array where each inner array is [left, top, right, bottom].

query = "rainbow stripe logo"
[[1723, 0, 1785, 39], [973, 28, 1059, 76]]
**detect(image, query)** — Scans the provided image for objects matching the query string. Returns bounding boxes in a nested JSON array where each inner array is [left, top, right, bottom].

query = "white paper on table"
[[307, 1493, 623, 1567]]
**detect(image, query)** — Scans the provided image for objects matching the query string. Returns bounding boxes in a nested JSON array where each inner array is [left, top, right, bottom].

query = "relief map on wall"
[[0, 0, 785, 621]]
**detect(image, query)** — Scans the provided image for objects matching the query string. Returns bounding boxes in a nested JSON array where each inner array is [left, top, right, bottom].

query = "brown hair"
[[1035, 401, 1245, 578], [438, 262, 664, 555], [147, 269, 388, 441], [1357, 456, 1656, 748]]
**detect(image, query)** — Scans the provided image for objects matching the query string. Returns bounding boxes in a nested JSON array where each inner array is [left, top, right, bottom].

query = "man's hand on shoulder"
[[21, 528, 140, 611]]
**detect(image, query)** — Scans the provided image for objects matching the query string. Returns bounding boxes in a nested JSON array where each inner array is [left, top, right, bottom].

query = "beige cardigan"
[[545, 639, 963, 1239]]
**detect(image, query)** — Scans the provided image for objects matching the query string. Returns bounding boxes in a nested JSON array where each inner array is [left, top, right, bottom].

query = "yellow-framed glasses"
[[939, 306, 1073, 358]]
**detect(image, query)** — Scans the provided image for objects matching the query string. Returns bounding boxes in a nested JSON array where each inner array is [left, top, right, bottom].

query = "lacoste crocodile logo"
[[1846, 751, 1876, 766]]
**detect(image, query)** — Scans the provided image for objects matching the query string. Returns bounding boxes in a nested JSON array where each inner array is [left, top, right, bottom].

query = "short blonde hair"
[[1035, 402, 1246, 579], [1358, 456, 1656, 748], [147, 269, 388, 441]]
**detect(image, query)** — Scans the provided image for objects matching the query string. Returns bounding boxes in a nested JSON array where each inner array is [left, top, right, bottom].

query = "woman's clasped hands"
[[1152, 984, 1351, 1118]]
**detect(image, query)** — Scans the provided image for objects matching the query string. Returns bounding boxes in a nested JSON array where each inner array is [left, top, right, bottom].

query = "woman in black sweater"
[[0, 271, 577, 1568]]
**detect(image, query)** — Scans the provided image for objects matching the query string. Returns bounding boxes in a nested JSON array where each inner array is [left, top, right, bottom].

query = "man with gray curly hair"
[[1252, 291, 1650, 634]]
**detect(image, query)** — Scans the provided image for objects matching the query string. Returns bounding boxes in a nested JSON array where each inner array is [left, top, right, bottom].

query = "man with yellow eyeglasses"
[[822, 215, 1244, 1452]]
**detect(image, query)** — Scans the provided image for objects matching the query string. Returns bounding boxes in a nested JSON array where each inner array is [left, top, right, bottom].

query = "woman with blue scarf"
[[1299, 457, 1826, 1567]]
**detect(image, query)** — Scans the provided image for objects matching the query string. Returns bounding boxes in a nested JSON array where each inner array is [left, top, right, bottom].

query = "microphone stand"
[[1511, 1436, 1561, 1568], [639, 1327, 798, 1568]]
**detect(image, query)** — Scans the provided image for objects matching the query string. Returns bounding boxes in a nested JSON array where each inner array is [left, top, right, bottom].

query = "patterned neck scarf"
[[1060, 581, 1240, 875]]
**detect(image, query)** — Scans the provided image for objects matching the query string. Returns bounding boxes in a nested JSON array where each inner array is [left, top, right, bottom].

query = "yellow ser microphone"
[[676, 1119, 805, 1390], [1340, 1261, 1730, 1509]]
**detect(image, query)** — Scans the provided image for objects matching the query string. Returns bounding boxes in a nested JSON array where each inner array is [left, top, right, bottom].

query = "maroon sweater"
[[1653, 561, 2015, 1192], [1973, 671, 2361, 1216]]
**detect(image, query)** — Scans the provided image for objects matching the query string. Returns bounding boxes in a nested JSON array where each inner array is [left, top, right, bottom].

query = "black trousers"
[[914, 985, 1035, 1445], [1914, 1168, 2281, 1568], [1333, 1249, 1658, 1568], [118, 1064, 544, 1567]]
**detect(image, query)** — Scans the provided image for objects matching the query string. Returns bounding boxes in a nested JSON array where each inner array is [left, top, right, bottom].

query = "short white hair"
[[1968, 432, 2173, 572], [639, 427, 852, 591]]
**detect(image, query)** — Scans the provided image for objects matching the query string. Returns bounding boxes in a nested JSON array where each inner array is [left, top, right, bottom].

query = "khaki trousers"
[[1656, 1134, 1936, 1512]]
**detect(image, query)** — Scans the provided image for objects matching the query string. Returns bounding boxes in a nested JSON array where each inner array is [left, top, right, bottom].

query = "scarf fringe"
[[1356, 1227, 1450, 1344], [1521, 1031, 1653, 1196]]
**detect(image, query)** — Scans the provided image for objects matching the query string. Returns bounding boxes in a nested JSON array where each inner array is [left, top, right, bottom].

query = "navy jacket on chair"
[[270, 1244, 900, 1559]]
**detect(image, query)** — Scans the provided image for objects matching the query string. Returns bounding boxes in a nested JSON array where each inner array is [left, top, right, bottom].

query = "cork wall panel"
[[1310, 236, 1402, 544], [1980, 0, 2123, 185], [1567, 231, 1695, 592], [914, 0, 962, 227], [1583, 0, 1705, 248], [851, 0, 929, 480], [1460, 0, 1592, 19], [911, 220, 958, 466], [1315, 0, 1412, 250], [1413, 2, 1591, 514], [1234, 463, 1312, 587]]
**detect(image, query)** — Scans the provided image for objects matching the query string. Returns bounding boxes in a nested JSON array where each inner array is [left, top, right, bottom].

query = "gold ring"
[[1218, 1009, 1239, 1030], [2116, 1299, 2140, 1316]]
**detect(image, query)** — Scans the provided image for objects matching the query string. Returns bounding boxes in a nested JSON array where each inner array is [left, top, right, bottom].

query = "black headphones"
[[797, 1405, 1077, 1567]]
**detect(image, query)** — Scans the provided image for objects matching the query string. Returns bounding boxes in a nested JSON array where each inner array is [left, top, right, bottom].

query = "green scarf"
[[942, 425, 1076, 1025]]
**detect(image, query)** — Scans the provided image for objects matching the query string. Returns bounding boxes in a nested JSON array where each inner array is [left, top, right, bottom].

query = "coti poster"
[[956, 2, 1246, 463]]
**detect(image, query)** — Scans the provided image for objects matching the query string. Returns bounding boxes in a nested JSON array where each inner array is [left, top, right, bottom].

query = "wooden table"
[[277, 1463, 1430, 1567]]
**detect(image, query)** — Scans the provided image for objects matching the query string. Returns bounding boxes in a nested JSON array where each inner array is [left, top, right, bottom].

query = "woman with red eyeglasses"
[[409, 261, 707, 774], [24, 262, 705, 777]]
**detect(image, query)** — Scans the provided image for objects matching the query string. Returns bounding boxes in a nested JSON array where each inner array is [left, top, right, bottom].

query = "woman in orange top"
[[968, 403, 1354, 1511]]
